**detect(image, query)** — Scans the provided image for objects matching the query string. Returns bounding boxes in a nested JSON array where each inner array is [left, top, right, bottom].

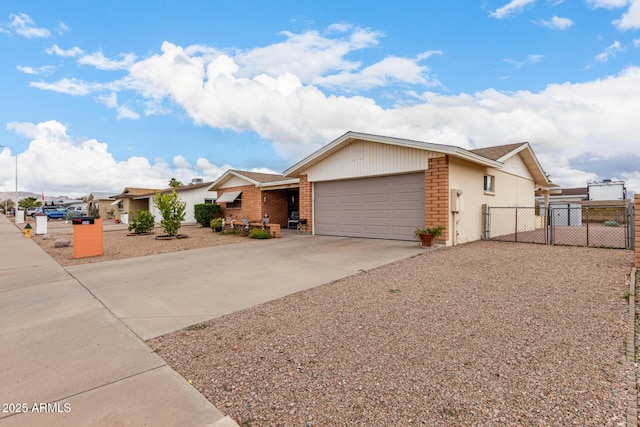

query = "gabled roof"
[[469, 143, 527, 161], [283, 131, 557, 190], [129, 182, 215, 200], [208, 170, 299, 191], [89, 192, 117, 200], [110, 187, 159, 198]]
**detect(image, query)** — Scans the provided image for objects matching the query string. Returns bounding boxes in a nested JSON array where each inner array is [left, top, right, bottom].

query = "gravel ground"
[[148, 241, 634, 426], [29, 222, 247, 267]]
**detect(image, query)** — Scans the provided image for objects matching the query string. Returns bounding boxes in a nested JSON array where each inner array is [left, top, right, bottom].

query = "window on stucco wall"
[[484, 174, 495, 193]]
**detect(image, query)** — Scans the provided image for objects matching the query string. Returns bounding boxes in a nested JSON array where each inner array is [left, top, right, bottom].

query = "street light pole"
[[0, 145, 18, 205]]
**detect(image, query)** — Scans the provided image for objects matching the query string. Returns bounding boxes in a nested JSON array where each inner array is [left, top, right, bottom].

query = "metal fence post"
[[482, 204, 489, 240]]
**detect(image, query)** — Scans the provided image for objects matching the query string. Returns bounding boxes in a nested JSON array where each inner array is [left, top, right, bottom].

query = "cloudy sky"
[[0, 0, 639, 198]]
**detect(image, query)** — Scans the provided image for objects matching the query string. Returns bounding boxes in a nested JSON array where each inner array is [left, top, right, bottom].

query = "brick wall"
[[218, 185, 262, 221], [635, 194, 640, 268], [263, 189, 289, 227], [299, 175, 313, 233], [424, 156, 449, 241]]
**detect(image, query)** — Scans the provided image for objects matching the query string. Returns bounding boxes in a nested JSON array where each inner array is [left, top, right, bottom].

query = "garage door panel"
[[315, 173, 425, 241]]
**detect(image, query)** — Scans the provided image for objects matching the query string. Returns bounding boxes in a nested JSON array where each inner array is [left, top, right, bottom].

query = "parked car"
[[67, 204, 87, 215], [35, 206, 69, 220], [25, 207, 38, 217]]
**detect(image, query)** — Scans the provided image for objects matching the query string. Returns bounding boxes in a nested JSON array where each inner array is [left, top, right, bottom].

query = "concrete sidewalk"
[[0, 216, 235, 426]]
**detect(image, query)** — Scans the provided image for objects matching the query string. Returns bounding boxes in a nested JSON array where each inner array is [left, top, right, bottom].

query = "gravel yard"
[[148, 241, 634, 426], [29, 221, 247, 267]]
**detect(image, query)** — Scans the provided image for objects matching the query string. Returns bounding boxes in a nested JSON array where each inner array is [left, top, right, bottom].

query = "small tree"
[[153, 190, 186, 237]]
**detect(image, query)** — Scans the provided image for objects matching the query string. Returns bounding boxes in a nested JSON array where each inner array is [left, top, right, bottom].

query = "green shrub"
[[604, 220, 619, 227], [128, 210, 155, 234], [194, 203, 221, 227], [210, 217, 223, 231], [248, 228, 272, 239]]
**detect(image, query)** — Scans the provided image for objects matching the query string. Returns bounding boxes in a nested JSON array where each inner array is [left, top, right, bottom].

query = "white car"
[[67, 204, 88, 215]]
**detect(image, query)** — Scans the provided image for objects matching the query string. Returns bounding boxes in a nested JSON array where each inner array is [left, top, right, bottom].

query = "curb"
[[628, 267, 638, 427]]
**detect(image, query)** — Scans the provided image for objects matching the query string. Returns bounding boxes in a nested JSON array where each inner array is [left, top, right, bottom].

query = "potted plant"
[[414, 225, 445, 247], [210, 217, 223, 232]]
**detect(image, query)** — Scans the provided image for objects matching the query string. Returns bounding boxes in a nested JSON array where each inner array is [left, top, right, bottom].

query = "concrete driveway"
[[66, 234, 426, 340]]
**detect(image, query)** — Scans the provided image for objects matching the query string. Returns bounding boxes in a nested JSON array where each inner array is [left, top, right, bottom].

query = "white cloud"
[[78, 51, 137, 71], [117, 105, 140, 120], [235, 27, 382, 84], [24, 25, 640, 193], [504, 54, 544, 69], [587, 0, 640, 30], [1, 120, 229, 197], [490, 0, 537, 19], [538, 16, 574, 30], [6, 13, 50, 38], [586, 0, 629, 9], [46, 44, 84, 57], [313, 55, 440, 90], [634, 38, 640, 46], [614, 0, 640, 29], [595, 40, 624, 62], [17, 65, 55, 76], [29, 78, 106, 95]]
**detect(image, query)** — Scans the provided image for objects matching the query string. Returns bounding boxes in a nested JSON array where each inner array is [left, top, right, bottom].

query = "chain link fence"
[[483, 204, 634, 249]]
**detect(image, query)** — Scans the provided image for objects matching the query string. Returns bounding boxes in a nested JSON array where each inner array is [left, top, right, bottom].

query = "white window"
[[484, 175, 495, 193]]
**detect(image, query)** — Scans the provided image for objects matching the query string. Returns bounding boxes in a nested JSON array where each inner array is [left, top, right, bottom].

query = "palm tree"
[[168, 177, 183, 188]]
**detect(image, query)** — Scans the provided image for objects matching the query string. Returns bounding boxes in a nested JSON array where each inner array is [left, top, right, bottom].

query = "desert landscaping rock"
[[54, 238, 71, 248], [32, 224, 246, 266], [149, 242, 633, 426], [29, 220, 635, 425]]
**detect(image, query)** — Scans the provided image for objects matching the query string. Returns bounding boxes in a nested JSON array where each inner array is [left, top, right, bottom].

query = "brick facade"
[[635, 194, 640, 268], [424, 156, 450, 241], [299, 175, 313, 233], [218, 185, 293, 227]]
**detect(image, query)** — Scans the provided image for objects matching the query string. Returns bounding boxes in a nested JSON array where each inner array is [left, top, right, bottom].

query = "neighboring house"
[[283, 131, 556, 245], [535, 187, 587, 206], [111, 183, 215, 224], [109, 187, 159, 222], [88, 192, 118, 218], [207, 170, 300, 227], [147, 182, 215, 224]]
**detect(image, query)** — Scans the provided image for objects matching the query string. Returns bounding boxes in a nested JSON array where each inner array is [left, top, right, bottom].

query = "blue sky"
[[1, 0, 639, 197]]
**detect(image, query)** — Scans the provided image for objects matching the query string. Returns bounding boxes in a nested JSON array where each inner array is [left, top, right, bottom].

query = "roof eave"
[[283, 131, 502, 176]]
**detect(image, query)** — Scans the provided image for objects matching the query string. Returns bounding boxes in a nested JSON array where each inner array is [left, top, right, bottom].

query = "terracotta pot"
[[419, 233, 434, 247]]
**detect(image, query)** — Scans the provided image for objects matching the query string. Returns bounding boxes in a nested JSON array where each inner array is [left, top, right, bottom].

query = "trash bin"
[[15, 209, 25, 224], [35, 214, 48, 235]]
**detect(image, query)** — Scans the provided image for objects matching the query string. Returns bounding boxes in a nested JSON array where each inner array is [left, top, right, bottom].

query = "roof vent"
[[191, 178, 203, 184]]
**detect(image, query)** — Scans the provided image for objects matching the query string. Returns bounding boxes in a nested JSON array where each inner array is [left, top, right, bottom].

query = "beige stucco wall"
[[448, 155, 536, 244]]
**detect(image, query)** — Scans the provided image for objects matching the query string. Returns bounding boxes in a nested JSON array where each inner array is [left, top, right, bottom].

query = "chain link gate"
[[483, 204, 634, 249]]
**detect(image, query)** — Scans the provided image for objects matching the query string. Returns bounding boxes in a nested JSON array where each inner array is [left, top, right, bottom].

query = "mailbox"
[[72, 216, 95, 225]]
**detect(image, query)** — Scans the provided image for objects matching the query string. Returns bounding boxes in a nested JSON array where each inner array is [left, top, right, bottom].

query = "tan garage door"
[[314, 173, 425, 241]]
